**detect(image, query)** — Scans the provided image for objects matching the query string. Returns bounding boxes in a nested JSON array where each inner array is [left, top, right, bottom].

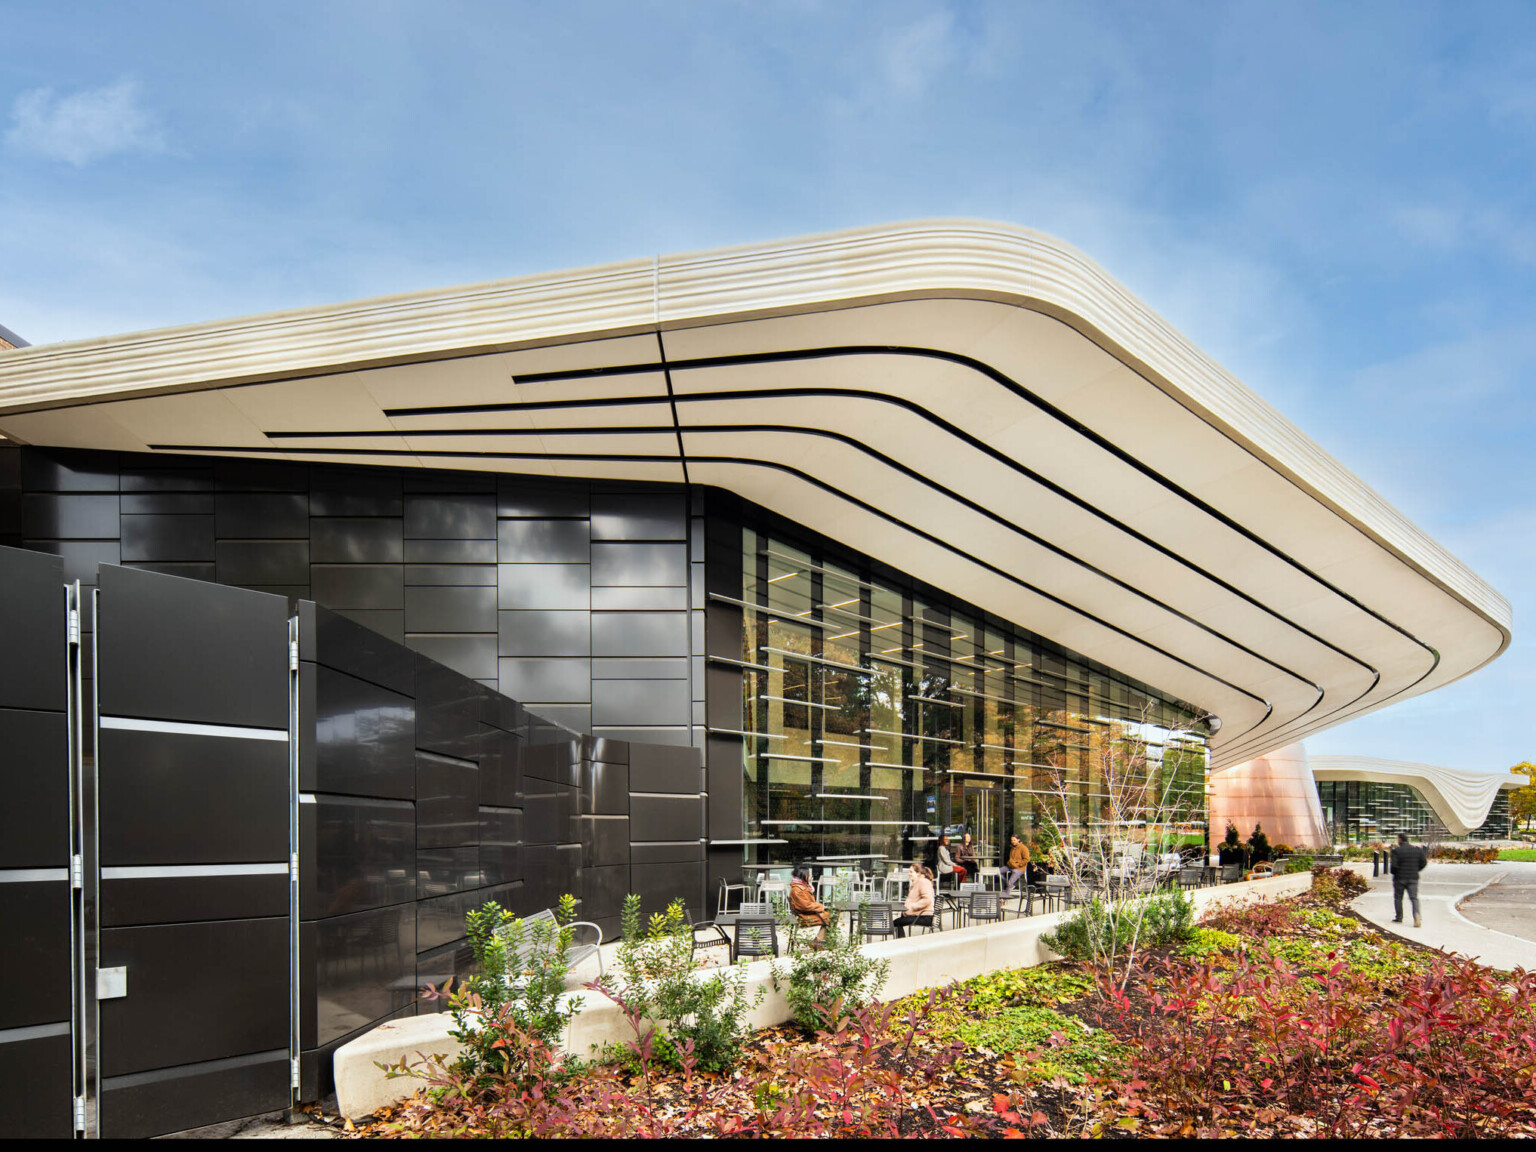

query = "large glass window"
[[732, 528, 1210, 870]]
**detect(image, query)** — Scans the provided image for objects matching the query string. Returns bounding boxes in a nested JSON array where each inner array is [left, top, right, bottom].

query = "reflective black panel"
[[102, 873, 288, 927], [414, 662, 482, 759], [25, 538, 120, 584], [307, 665, 415, 800], [497, 562, 589, 610], [497, 658, 591, 702], [97, 728, 289, 865], [405, 564, 497, 586], [591, 585, 688, 610], [97, 565, 289, 728], [311, 517, 404, 563], [497, 480, 589, 519], [403, 538, 497, 564], [593, 678, 690, 727], [590, 543, 686, 586], [478, 807, 522, 885], [497, 610, 590, 657], [497, 518, 590, 562], [0, 546, 65, 712], [581, 758, 629, 815], [629, 794, 703, 842], [590, 493, 685, 540], [215, 539, 309, 586], [301, 795, 415, 918], [306, 905, 417, 1048], [0, 881, 71, 1029], [215, 492, 309, 538], [24, 492, 119, 538], [405, 585, 497, 633], [416, 752, 479, 849], [308, 603, 417, 695], [407, 635, 498, 682], [591, 610, 689, 657], [0, 708, 68, 867], [119, 514, 216, 562], [629, 742, 703, 793], [579, 815, 630, 868], [630, 861, 703, 921], [101, 1049, 290, 1140], [98, 918, 288, 1077], [0, 1030, 73, 1138], [404, 494, 496, 540], [416, 845, 481, 897], [312, 564, 405, 610], [23, 450, 119, 492]]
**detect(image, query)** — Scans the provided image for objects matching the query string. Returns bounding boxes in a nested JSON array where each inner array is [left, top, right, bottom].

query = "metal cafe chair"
[[685, 908, 732, 961], [1178, 866, 1204, 890], [967, 889, 1003, 928], [857, 900, 898, 943], [1219, 863, 1242, 884], [977, 866, 1004, 892], [883, 873, 910, 902], [716, 876, 750, 919], [1042, 874, 1072, 912], [731, 916, 780, 964]]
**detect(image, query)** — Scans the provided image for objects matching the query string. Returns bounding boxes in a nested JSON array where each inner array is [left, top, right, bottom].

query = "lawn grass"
[[1497, 847, 1536, 861]]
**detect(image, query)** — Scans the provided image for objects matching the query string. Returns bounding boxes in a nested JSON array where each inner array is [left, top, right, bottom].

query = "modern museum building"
[[0, 221, 1511, 1135]]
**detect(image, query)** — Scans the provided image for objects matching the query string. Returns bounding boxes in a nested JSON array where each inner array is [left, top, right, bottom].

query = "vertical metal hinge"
[[291, 1055, 301, 1090], [288, 637, 299, 671], [74, 1095, 86, 1132], [67, 606, 81, 647], [70, 854, 83, 890], [290, 852, 299, 880]]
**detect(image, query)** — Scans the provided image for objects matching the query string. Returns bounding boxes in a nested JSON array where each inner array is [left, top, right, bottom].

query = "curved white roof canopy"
[[0, 220, 1510, 769], [1310, 754, 1519, 836]]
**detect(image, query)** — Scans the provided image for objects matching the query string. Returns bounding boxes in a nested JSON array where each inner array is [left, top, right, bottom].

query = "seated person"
[[894, 863, 935, 937], [955, 833, 978, 881], [788, 866, 830, 948], [1002, 834, 1030, 893], [936, 834, 961, 886]]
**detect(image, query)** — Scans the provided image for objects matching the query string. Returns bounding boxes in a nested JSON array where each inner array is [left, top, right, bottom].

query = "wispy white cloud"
[[878, 10, 958, 100], [5, 80, 165, 166]]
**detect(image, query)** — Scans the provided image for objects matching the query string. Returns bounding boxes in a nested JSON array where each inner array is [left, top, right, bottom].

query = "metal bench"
[[494, 907, 604, 984]]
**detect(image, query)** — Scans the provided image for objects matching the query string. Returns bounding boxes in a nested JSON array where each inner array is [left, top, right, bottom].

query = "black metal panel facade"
[[0, 445, 707, 750]]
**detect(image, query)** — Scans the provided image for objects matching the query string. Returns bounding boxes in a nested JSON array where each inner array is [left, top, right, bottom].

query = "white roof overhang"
[[0, 220, 1510, 769], [1310, 754, 1518, 836]]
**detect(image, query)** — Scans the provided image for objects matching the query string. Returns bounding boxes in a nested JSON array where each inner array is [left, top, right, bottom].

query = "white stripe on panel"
[[99, 716, 288, 742], [100, 863, 289, 880], [0, 867, 69, 883], [0, 1021, 72, 1044]]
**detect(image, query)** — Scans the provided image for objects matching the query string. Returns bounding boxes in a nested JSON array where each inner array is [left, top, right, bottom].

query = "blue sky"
[[3, 1, 1532, 771]]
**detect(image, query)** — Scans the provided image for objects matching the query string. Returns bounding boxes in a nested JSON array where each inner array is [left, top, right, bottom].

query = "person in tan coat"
[[895, 862, 935, 937], [1002, 834, 1030, 893]]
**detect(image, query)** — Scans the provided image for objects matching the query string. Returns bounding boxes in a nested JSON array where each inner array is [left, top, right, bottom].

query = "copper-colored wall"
[[1209, 742, 1330, 850]]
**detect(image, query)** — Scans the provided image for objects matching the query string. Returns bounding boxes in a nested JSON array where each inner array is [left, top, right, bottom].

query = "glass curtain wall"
[[1317, 780, 1511, 842], [736, 527, 1210, 871]]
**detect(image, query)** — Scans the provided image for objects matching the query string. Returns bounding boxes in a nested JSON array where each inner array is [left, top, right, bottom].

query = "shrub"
[[1041, 889, 1196, 965], [1247, 824, 1272, 863], [771, 909, 889, 1034], [1105, 951, 1536, 1137], [1310, 864, 1368, 904], [1283, 854, 1315, 874], [449, 895, 583, 1088], [1432, 844, 1500, 863], [1200, 895, 1300, 938], [599, 894, 763, 1073]]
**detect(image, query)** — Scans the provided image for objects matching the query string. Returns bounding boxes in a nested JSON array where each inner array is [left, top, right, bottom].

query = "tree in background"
[[1510, 762, 1536, 833], [1246, 823, 1271, 864]]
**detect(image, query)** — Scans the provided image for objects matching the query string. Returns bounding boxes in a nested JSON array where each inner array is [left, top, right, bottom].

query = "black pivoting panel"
[[94, 566, 292, 1138], [0, 545, 72, 1139]]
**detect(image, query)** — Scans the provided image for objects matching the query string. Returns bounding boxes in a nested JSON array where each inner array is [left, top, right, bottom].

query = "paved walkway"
[[1349, 860, 1536, 971]]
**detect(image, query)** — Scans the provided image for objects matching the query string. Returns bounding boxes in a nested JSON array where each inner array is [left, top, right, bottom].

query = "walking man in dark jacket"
[[1390, 831, 1429, 927]]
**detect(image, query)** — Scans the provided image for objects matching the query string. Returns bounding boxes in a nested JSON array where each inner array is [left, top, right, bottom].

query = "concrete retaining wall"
[[334, 871, 1309, 1118]]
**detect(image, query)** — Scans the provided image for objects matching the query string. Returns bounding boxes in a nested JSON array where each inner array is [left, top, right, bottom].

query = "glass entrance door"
[[960, 781, 1003, 872]]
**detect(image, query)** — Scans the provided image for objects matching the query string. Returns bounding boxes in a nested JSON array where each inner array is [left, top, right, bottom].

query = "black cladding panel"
[[97, 728, 289, 865], [0, 545, 65, 712], [98, 918, 289, 1077], [497, 518, 590, 562], [629, 741, 703, 793], [414, 661, 483, 759], [215, 492, 309, 538], [300, 795, 416, 919], [307, 664, 415, 800], [416, 752, 479, 849], [0, 1030, 73, 1138], [215, 539, 310, 586], [497, 562, 590, 610], [119, 514, 216, 562], [629, 794, 703, 842], [404, 493, 496, 540], [0, 707, 68, 867], [305, 904, 417, 1049], [306, 603, 417, 696], [591, 542, 686, 586], [405, 585, 497, 633], [478, 807, 522, 886], [0, 881, 71, 1029], [97, 565, 289, 729], [416, 845, 481, 898], [101, 1049, 290, 1140], [102, 873, 289, 927], [24, 492, 119, 538], [311, 517, 404, 564], [590, 492, 686, 540]]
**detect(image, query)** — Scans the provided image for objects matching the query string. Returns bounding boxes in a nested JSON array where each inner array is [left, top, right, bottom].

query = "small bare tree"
[[1034, 701, 1204, 995]]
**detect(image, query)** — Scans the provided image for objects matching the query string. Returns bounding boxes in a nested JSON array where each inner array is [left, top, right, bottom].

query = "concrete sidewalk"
[[1349, 860, 1536, 972]]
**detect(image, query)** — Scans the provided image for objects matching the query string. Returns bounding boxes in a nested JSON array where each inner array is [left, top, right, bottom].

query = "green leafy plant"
[[1177, 926, 1241, 960], [1284, 853, 1316, 874], [599, 894, 763, 1073], [770, 905, 889, 1033], [1041, 888, 1196, 966]]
